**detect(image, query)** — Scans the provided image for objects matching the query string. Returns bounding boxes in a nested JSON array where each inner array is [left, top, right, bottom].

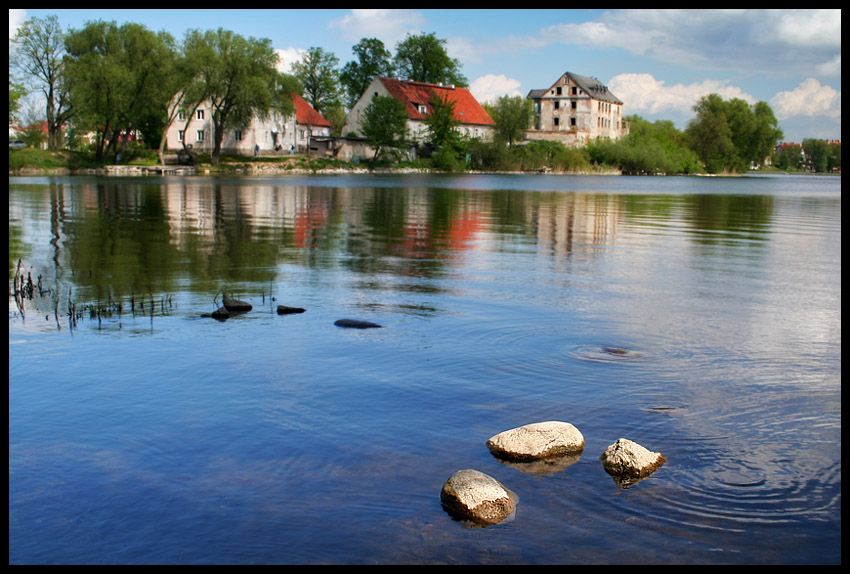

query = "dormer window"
[[418, 104, 427, 114]]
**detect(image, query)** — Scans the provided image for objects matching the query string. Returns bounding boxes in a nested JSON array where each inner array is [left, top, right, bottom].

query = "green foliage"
[[183, 27, 281, 165], [424, 92, 460, 147], [291, 46, 341, 114], [360, 95, 410, 164], [684, 94, 783, 173], [802, 139, 841, 173], [485, 95, 535, 147], [585, 116, 701, 174], [11, 15, 72, 150], [64, 20, 178, 162], [340, 38, 394, 108], [393, 32, 467, 87]]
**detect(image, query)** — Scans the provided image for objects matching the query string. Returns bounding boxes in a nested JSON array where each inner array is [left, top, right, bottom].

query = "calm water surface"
[[9, 173, 841, 564]]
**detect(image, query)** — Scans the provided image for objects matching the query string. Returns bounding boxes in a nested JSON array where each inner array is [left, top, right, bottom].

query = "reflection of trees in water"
[[12, 179, 775, 304]]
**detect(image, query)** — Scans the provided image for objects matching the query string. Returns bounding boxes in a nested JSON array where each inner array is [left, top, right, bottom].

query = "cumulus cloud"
[[328, 9, 424, 48], [470, 74, 523, 104], [465, 10, 841, 77], [275, 47, 307, 74], [608, 73, 756, 116], [770, 78, 841, 120]]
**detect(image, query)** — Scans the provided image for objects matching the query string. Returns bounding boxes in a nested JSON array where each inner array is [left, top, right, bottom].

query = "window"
[[234, 130, 242, 141], [554, 100, 560, 109], [556, 87, 562, 95], [418, 104, 427, 114], [197, 109, 204, 120], [178, 130, 184, 142], [554, 117, 559, 126], [196, 130, 205, 142], [571, 101, 577, 110], [177, 111, 186, 121]]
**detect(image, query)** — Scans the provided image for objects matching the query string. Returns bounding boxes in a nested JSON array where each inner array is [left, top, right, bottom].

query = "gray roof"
[[528, 72, 623, 105]]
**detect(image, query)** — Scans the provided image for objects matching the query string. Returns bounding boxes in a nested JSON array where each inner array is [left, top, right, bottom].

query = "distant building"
[[526, 71, 629, 147], [164, 93, 330, 155], [343, 77, 496, 143]]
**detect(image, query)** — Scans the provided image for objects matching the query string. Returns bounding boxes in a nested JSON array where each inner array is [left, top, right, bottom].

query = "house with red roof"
[[165, 93, 330, 156], [343, 77, 495, 143]]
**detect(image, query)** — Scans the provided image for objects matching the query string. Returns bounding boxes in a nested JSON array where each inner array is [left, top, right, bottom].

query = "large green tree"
[[685, 94, 783, 173], [340, 38, 394, 108], [291, 46, 340, 114], [64, 20, 177, 162], [393, 33, 467, 87], [12, 15, 73, 149], [360, 94, 410, 165], [183, 28, 282, 166], [486, 95, 535, 147]]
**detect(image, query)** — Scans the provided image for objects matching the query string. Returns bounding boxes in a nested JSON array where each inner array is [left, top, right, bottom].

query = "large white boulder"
[[486, 421, 585, 462], [440, 469, 516, 525], [599, 438, 666, 484]]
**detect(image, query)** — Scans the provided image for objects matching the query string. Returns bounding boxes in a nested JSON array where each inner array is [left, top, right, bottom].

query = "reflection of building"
[[164, 94, 330, 155], [526, 72, 629, 147]]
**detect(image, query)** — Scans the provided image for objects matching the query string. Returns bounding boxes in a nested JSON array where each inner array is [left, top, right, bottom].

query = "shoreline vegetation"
[[9, 147, 821, 177]]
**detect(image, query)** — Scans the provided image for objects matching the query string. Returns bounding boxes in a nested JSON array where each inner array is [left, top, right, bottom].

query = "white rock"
[[599, 438, 666, 483], [440, 469, 516, 525], [486, 421, 585, 461]]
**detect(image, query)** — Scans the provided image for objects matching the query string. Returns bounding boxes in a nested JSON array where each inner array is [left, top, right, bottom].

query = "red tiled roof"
[[379, 78, 494, 126], [292, 94, 331, 127]]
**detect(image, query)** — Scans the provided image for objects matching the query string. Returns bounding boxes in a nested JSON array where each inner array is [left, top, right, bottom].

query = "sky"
[[10, 9, 841, 143]]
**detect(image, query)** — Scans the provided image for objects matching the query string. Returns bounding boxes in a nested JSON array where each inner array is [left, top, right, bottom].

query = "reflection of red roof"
[[379, 78, 494, 126], [292, 94, 331, 127]]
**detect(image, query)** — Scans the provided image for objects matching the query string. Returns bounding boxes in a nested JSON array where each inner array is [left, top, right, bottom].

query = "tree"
[[685, 94, 783, 173], [340, 38, 394, 109], [424, 92, 460, 147], [9, 74, 27, 124], [486, 95, 534, 147], [64, 20, 178, 163], [183, 28, 281, 166], [291, 46, 340, 114], [12, 15, 73, 149], [393, 33, 467, 87], [360, 95, 409, 165]]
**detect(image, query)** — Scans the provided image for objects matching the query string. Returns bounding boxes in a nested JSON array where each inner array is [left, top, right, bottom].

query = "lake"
[[9, 172, 841, 564]]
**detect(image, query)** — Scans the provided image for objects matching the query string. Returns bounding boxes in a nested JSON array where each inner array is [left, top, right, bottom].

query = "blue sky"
[[11, 9, 841, 142]]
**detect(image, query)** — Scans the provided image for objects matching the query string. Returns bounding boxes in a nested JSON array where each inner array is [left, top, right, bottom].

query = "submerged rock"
[[334, 318, 382, 329], [276, 305, 306, 315], [223, 296, 252, 312], [486, 421, 585, 462], [440, 469, 516, 525], [599, 438, 666, 485]]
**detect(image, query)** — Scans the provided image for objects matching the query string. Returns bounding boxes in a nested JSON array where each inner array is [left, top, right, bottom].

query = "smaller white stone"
[[599, 438, 665, 481], [486, 421, 585, 461], [440, 469, 516, 525]]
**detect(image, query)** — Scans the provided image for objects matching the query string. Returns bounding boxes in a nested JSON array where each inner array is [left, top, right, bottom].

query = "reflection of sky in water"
[[9, 174, 841, 564]]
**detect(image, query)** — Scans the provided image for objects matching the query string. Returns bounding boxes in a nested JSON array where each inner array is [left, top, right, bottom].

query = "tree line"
[[10, 14, 838, 174]]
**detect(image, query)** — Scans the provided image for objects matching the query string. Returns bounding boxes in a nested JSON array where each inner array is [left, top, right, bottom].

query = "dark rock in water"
[[277, 305, 306, 315], [210, 306, 231, 320], [223, 296, 252, 312], [602, 346, 629, 356], [334, 318, 382, 329]]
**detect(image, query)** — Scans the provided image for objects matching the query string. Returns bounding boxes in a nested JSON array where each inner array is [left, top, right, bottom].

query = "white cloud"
[[10, 9, 27, 39], [770, 78, 841, 120], [328, 9, 424, 48], [608, 73, 756, 116], [275, 47, 307, 74], [463, 10, 841, 77], [470, 74, 523, 104]]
